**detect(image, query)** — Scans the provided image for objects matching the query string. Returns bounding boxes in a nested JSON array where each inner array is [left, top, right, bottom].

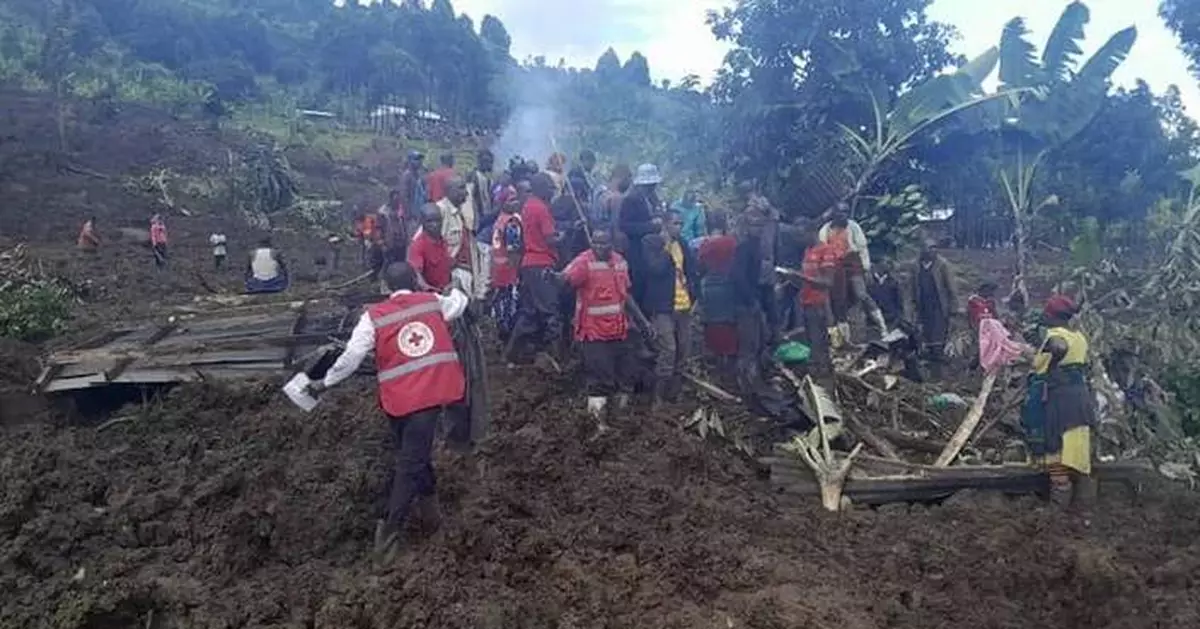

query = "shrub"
[[0, 279, 72, 342]]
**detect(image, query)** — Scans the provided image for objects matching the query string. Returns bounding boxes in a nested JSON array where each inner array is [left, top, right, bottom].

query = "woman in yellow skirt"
[[1022, 295, 1095, 502]]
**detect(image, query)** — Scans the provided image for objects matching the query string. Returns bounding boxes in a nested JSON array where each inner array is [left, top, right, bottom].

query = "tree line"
[[1, 0, 1199, 238]]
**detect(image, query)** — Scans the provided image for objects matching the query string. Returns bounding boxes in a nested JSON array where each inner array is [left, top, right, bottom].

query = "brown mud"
[[2, 89, 1199, 628], [2, 360, 1199, 629]]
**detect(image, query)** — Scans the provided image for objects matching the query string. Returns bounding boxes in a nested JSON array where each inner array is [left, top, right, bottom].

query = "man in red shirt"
[[555, 230, 634, 432], [426, 153, 457, 203], [508, 172, 562, 363], [408, 204, 454, 291], [798, 225, 838, 375]]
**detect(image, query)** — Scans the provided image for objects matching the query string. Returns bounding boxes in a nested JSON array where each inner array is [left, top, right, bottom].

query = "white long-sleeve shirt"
[[818, 220, 872, 271], [322, 288, 469, 388]]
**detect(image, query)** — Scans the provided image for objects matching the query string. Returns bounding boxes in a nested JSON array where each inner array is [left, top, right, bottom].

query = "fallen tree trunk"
[[934, 371, 997, 467], [877, 428, 947, 455]]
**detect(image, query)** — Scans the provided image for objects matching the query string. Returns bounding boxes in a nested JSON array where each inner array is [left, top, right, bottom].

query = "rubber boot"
[[870, 309, 889, 336], [587, 396, 610, 433], [373, 518, 388, 548], [837, 321, 852, 346], [373, 521, 403, 564], [612, 393, 631, 411]]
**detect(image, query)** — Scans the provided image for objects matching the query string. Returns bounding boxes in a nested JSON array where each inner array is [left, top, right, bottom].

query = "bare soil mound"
[[2, 365, 1198, 629]]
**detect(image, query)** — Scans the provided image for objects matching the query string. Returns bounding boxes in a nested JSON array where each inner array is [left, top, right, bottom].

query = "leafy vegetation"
[[0, 246, 71, 343]]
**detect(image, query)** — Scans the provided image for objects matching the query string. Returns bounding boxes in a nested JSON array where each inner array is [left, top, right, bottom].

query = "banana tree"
[[836, 46, 1010, 215], [992, 1, 1137, 277]]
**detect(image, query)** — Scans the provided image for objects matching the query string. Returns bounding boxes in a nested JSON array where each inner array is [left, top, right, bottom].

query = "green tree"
[[708, 0, 960, 203], [622, 51, 651, 87], [1161, 0, 1200, 78], [990, 1, 1137, 276]]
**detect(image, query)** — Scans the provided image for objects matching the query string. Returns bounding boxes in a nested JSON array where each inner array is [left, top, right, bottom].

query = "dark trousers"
[[382, 407, 439, 531], [152, 244, 168, 268], [736, 306, 765, 373], [510, 265, 561, 358], [581, 338, 636, 396], [214, 254, 225, 271], [802, 303, 832, 375], [652, 311, 692, 380]]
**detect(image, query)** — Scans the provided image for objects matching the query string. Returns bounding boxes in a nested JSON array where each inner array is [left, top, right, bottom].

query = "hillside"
[[0, 86, 1197, 628]]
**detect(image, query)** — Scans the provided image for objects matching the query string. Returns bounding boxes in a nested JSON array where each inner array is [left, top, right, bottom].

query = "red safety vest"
[[368, 292, 465, 418], [567, 250, 630, 342]]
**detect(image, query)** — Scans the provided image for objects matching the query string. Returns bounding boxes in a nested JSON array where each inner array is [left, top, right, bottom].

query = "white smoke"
[[490, 64, 564, 166]]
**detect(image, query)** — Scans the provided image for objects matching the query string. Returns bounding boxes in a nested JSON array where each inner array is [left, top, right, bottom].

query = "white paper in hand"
[[283, 372, 319, 412]]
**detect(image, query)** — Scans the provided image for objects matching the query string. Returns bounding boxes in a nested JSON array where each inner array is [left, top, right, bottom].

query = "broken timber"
[[36, 298, 357, 394], [760, 444, 1156, 506]]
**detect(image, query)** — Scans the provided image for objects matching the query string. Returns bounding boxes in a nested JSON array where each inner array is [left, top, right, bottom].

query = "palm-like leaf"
[[1077, 26, 1137, 93], [999, 18, 1040, 89], [890, 47, 1000, 139], [1041, 1, 1088, 83]]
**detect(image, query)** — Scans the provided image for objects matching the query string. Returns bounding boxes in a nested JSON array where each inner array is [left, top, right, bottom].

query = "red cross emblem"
[[397, 321, 435, 358]]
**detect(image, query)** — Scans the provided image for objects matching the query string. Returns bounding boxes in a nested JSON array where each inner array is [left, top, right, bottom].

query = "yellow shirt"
[[1033, 326, 1088, 374], [667, 240, 692, 311]]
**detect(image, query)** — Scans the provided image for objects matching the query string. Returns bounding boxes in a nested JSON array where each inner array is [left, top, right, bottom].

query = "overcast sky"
[[451, 0, 1200, 114]]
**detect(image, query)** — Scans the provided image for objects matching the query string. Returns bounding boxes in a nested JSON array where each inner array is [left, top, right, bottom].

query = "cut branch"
[[934, 371, 998, 466]]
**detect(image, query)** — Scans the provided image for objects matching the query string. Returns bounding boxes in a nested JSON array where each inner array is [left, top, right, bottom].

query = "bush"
[[0, 279, 72, 342]]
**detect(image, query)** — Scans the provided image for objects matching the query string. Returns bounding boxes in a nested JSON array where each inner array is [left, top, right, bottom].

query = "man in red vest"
[[307, 261, 469, 559], [554, 230, 636, 433]]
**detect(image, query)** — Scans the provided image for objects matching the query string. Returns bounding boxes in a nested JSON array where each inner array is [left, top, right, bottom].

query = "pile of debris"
[[698, 328, 1173, 511]]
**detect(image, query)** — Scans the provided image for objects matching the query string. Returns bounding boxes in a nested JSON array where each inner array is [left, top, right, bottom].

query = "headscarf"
[[1043, 294, 1078, 321], [496, 185, 519, 211]]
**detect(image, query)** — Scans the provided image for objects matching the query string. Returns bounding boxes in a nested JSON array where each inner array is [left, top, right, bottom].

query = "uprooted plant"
[[231, 143, 299, 222]]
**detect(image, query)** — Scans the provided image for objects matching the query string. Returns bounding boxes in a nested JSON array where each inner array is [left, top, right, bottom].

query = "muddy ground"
[[3, 88, 1199, 628], [3, 364, 1199, 629]]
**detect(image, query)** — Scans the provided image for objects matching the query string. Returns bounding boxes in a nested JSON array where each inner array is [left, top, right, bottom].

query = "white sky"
[[451, 0, 1200, 114]]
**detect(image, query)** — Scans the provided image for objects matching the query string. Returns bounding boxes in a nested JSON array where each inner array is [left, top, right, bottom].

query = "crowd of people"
[[100, 145, 1082, 557]]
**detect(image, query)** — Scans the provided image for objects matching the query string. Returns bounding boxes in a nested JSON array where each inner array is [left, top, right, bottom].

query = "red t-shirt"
[[426, 167, 456, 202], [698, 235, 737, 275], [800, 242, 839, 306], [520, 197, 557, 268], [408, 230, 453, 290]]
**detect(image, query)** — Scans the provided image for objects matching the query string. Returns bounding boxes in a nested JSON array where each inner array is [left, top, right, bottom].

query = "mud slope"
[[2, 361, 1198, 629]]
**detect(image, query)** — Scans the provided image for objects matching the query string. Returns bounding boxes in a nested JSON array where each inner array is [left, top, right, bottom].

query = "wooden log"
[[877, 428, 947, 455], [773, 469, 1050, 506], [842, 414, 902, 460], [935, 371, 998, 466], [682, 372, 741, 403]]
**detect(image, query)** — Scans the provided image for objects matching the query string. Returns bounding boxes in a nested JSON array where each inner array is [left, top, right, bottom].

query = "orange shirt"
[[800, 242, 839, 306]]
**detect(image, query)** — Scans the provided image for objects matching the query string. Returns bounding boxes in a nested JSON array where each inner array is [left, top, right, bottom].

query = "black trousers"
[[581, 338, 636, 396], [802, 303, 832, 375], [381, 407, 439, 531], [510, 265, 562, 357]]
